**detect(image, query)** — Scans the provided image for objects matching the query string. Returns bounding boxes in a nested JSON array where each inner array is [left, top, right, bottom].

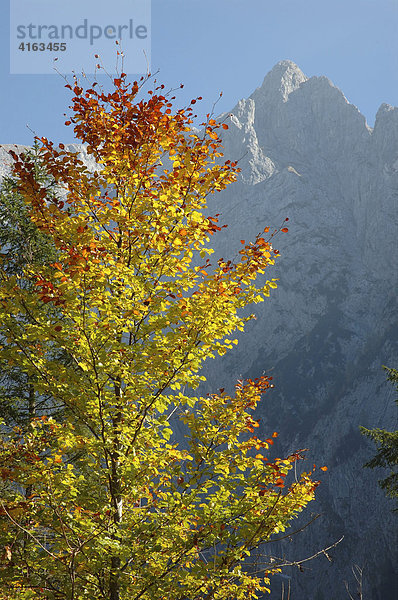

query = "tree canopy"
[[0, 71, 322, 600]]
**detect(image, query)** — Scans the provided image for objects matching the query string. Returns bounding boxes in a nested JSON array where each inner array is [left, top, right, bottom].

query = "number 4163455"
[[19, 42, 67, 51]]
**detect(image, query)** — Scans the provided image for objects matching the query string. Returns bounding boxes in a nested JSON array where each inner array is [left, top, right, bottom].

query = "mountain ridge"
[[203, 61, 397, 600]]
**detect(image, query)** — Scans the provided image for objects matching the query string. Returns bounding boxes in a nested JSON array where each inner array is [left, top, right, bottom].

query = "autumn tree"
[[0, 71, 322, 600]]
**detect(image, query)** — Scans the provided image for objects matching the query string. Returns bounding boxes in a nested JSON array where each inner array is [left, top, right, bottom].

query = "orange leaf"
[[281, 227, 289, 233], [320, 466, 328, 471]]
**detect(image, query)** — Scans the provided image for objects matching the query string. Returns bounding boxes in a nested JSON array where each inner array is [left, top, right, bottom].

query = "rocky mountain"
[[1, 60, 397, 599], [200, 60, 398, 600]]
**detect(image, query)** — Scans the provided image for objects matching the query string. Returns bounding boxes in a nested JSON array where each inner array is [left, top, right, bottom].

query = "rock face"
[[201, 61, 398, 599], [1, 60, 397, 599]]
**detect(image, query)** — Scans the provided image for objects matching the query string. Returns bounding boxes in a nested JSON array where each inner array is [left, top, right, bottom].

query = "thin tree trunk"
[[25, 382, 35, 499], [23, 382, 36, 575], [109, 379, 123, 600], [109, 456, 122, 600]]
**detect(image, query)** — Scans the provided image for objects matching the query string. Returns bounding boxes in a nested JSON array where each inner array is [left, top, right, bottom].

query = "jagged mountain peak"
[[374, 102, 398, 126], [254, 59, 307, 101], [269, 58, 305, 75]]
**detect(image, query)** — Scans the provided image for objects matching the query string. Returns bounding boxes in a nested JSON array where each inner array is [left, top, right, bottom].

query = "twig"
[[273, 535, 344, 570], [344, 564, 363, 600], [0, 501, 65, 565]]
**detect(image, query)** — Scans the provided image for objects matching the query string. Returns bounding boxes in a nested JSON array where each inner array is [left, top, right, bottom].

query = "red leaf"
[[281, 227, 289, 233]]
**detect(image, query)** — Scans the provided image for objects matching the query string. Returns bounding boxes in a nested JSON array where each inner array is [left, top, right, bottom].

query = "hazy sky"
[[1, 0, 397, 145]]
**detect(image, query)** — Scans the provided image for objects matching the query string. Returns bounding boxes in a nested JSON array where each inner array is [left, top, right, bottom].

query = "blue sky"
[[1, 0, 397, 145]]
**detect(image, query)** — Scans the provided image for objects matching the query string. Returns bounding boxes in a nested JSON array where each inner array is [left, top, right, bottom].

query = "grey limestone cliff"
[[202, 60, 398, 600]]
